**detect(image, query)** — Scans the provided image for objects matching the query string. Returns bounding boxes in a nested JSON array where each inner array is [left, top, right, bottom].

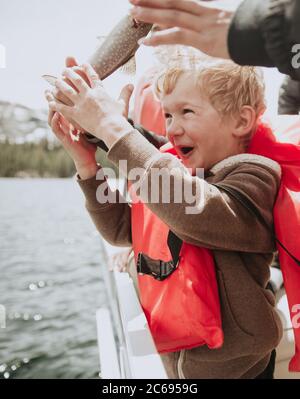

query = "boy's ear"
[[232, 106, 257, 139]]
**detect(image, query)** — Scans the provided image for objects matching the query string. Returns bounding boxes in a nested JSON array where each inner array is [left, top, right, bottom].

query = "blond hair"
[[154, 61, 266, 121]]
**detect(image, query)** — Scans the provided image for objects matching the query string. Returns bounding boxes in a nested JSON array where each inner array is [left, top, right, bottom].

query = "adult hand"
[[47, 63, 134, 149], [46, 103, 98, 179], [109, 248, 133, 272], [129, 0, 235, 59]]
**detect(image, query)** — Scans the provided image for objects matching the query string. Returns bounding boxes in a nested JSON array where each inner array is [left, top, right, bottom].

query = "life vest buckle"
[[137, 252, 178, 281]]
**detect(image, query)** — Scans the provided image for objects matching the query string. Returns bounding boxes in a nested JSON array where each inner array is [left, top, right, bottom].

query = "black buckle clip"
[[137, 253, 179, 281]]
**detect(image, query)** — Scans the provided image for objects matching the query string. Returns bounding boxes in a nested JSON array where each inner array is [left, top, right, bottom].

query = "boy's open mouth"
[[178, 146, 195, 158]]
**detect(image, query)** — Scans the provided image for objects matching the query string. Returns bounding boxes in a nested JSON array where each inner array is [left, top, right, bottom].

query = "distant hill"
[[0, 100, 118, 178], [0, 100, 51, 143]]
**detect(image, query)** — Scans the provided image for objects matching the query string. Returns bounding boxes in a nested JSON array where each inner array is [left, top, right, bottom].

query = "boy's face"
[[161, 73, 239, 172]]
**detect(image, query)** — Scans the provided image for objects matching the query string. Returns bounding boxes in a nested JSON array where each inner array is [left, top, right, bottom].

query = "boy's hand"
[[47, 63, 134, 149], [53, 57, 79, 106], [47, 105, 98, 180], [118, 84, 134, 119], [53, 57, 132, 117], [52, 57, 91, 131]]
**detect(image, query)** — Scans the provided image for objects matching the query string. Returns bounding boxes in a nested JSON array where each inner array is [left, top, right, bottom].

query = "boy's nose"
[[167, 120, 185, 139]]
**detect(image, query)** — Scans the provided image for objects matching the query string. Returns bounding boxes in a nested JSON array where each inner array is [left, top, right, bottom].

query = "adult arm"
[[228, 0, 300, 80], [129, 0, 300, 80], [278, 75, 300, 114]]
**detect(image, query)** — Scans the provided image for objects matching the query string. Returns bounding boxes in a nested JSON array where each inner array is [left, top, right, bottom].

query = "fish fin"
[[42, 75, 58, 86], [120, 55, 136, 75]]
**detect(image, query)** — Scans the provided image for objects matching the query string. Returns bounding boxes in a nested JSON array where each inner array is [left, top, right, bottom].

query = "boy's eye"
[[164, 113, 172, 119], [183, 108, 194, 115]]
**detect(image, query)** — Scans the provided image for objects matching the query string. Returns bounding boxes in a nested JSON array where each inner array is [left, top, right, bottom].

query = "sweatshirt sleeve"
[[228, 0, 300, 81], [107, 129, 281, 253], [77, 166, 132, 247]]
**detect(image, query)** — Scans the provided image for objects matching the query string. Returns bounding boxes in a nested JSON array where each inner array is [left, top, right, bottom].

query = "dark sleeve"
[[85, 119, 168, 152], [278, 76, 300, 114], [228, 0, 300, 81]]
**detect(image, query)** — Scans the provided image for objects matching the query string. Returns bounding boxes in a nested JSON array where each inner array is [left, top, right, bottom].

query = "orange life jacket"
[[248, 117, 300, 372], [133, 68, 166, 136], [130, 145, 224, 354]]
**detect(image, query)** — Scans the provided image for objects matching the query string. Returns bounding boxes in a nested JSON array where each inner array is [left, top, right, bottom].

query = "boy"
[[47, 61, 283, 378]]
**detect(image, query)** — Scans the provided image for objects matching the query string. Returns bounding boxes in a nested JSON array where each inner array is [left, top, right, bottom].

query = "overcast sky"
[[0, 0, 283, 113]]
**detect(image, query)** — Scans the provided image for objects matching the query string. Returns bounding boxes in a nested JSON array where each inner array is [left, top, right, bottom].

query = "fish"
[[42, 75, 58, 87], [89, 16, 152, 80], [43, 15, 153, 148], [42, 15, 152, 85]]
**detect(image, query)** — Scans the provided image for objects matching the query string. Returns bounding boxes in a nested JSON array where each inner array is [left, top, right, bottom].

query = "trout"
[[43, 15, 153, 146], [43, 15, 152, 87]]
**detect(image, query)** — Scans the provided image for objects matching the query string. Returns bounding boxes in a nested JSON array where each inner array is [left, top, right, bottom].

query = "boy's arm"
[[107, 129, 280, 253], [77, 167, 132, 247]]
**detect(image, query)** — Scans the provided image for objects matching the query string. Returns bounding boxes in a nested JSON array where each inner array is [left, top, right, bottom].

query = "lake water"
[[0, 178, 109, 379]]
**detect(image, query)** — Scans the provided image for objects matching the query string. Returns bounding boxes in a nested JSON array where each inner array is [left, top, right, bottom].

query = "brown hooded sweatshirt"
[[77, 129, 283, 379]]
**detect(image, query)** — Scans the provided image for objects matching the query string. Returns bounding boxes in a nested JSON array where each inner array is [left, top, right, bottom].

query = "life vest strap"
[[167, 230, 183, 267], [136, 229, 183, 281]]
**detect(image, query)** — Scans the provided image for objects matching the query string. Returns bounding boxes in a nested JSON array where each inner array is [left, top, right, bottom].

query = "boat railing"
[[96, 178, 167, 379]]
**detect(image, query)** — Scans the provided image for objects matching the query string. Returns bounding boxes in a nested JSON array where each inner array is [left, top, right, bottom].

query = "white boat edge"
[[96, 241, 168, 379]]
